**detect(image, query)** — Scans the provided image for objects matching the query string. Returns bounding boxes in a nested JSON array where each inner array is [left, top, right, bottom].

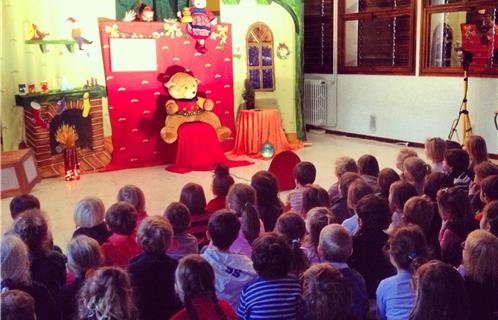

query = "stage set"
[[2, 0, 306, 199]]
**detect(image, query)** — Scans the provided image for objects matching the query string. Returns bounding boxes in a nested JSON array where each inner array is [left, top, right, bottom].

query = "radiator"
[[304, 79, 329, 126]]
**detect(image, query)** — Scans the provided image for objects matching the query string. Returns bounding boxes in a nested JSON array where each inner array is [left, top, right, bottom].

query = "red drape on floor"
[[166, 122, 253, 174]]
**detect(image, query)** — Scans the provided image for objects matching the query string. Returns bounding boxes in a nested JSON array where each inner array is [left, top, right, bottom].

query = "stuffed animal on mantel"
[[160, 72, 231, 144]]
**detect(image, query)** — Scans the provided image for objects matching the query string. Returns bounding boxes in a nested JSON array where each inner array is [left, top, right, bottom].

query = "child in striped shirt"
[[286, 161, 316, 214], [237, 233, 302, 320]]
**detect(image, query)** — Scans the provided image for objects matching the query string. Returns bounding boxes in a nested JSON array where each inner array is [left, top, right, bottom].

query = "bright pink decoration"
[[98, 21, 235, 171]]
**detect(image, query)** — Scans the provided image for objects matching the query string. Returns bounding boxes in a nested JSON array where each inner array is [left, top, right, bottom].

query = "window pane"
[[248, 46, 259, 66], [249, 70, 260, 89], [262, 69, 273, 89], [345, 0, 410, 14], [428, 8, 498, 68], [262, 47, 272, 66], [430, 0, 464, 6], [344, 16, 410, 67], [304, 19, 333, 72], [305, 0, 333, 16]]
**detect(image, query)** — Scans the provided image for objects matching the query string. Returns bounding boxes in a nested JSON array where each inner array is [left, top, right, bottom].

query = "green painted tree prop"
[[222, 0, 305, 139], [242, 79, 255, 110]]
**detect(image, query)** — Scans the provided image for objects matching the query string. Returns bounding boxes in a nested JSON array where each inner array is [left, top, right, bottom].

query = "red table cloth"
[[166, 122, 253, 173]]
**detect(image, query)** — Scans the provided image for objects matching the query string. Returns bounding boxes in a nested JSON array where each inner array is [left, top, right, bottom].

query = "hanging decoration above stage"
[[99, 20, 237, 171]]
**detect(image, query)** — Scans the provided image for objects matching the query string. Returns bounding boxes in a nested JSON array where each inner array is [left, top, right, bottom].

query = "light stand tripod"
[[448, 50, 474, 144]]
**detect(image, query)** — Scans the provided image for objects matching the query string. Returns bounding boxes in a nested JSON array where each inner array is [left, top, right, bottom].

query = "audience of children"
[[201, 210, 257, 309], [101, 201, 142, 267], [72, 197, 111, 245], [286, 161, 316, 213], [4, 134, 498, 320], [180, 183, 210, 249], [302, 263, 353, 320], [173, 254, 238, 320], [127, 216, 182, 320], [164, 202, 199, 260], [250, 170, 284, 232], [206, 164, 234, 214]]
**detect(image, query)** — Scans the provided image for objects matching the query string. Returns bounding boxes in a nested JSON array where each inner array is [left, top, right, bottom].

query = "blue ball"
[[261, 142, 275, 158]]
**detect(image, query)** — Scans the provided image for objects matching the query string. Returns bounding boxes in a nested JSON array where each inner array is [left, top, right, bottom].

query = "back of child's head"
[[347, 179, 373, 210], [445, 140, 463, 150], [302, 263, 352, 320], [251, 232, 292, 279], [275, 212, 309, 275], [403, 157, 431, 184], [1, 290, 35, 320], [462, 229, 498, 284], [240, 203, 261, 245], [105, 201, 137, 235], [212, 164, 234, 197], [436, 187, 470, 222], [117, 185, 145, 213], [389, 181, 418, 212], [251, 170, 279, 206], [9, 195, 40, 220], [464, 135, 488, 165], [424, 137, 446, 163], [388, 224, 428, 273], [480, 175, 498, 202], [1, 235, 31, 285], [378, 168, 401, 199], [339, 172, 361, 199], [74, 197, 105, 228], [175, 254, 216, 303], [334, 156, 358, 178], [78, 266, 136, 320], [226, 183, 256, 216], [138, 216, 173, 254], [302, 185, 329, 214], [306, 207, 335, 248], [474, 162, 498, 183], [164, 202, 191, 234], [403, 196, 435, 235], [180, 183, 206, 215], [423, 172, 453, 201], [358, 154, 379, 177], [319, 224, 352, 263], [411, 260, 469, 320], [396, 148, 418, 171], [67, 235, 103, 276], [294, 161, 317, 186], [207, 210, 240, 250], [9, 209, 49, 254], [481, 200, 498, 237], [444, 149, 470, 176], [356, 194, 391, 231]]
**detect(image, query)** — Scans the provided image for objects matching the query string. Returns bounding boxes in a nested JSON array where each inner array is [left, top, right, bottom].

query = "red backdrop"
[[98, 20, 235, 170]]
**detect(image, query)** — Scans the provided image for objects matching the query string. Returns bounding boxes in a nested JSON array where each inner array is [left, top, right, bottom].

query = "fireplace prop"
[[15, 86, 111, 178]]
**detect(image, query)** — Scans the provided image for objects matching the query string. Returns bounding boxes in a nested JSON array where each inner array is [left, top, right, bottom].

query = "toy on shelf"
[[66, 17, 93, 50], [178, 7, 192, 23], [28, 23, 49, 40], [160, 72, 231, 144], [25, 21, 77, 53], [182, 0, 217, 53]]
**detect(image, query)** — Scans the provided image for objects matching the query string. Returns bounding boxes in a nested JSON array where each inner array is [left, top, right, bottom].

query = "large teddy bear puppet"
[[160, 72, 231, 144]]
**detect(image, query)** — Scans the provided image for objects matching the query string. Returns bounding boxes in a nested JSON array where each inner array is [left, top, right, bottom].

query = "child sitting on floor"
[[388, 181, 418, 232], [101, 202, 141, 267], [342, 179, 374, 236], [206, 164, 234, 214], [301, 207, 335, 264], [377, 168, 400, 200], [424, 137, 446, 173], [181, 183, 210, 249], [275, 212, 310, 276], [201, 210, 257, 309], [330, 172, 361, 224], [403, 157, 431, 195], [9, 194, 40, 220], [444, 149, 472, 191], [358, 154, 380, 192], [164, 202, 198, 260], [286, 161, 317, 213], [72, 197, 110, 245], [117, 184, 148, 230], [328, 156, 358, 204]]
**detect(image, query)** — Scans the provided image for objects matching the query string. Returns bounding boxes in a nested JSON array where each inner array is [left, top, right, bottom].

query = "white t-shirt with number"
[[202, 246, 258, 309]]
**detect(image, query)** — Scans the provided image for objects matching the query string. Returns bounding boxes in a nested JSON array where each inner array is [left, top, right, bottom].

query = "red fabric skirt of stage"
[[165, 122, 253, 174]]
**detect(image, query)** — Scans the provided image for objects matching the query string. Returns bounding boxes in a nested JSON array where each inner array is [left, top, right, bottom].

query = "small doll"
[[185, 0, 217, 53]]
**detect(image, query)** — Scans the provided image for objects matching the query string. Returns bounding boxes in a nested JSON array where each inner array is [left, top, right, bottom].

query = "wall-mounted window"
[[304, 0, 333, 73], [338, 0, 417, 74], [420, 1, 498, 77], [246, 23, 275, 91]]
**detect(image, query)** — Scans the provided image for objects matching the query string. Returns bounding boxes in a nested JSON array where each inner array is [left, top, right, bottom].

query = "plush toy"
[[185, 0, 217, 53], [160, 72, 231, 144], [178, 7, 192, 23]]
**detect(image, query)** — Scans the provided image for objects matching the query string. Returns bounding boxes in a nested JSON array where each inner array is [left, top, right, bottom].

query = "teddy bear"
[[160, 72, 231, 144]]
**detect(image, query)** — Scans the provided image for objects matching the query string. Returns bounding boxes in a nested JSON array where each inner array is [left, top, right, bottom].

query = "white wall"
[[220, 0, 297, 133], [306, 0, 498, 154]]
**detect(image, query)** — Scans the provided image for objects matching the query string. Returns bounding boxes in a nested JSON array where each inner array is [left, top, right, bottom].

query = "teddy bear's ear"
[[165, 79, 175, 89]]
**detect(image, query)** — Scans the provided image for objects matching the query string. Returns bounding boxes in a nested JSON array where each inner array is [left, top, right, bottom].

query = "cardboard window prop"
[[110, 38, 157, 72]]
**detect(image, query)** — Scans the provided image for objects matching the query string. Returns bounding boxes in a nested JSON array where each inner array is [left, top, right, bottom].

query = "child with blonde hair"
[[117, 184, 148, 230], [72, 196, 110, 245], [424, 137, 446, 173], [464, 135, 489, 172], [395, 148, 417, 175]]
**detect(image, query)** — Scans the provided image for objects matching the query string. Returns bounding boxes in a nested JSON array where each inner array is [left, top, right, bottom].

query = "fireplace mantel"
[[15, 86, 111, 178]]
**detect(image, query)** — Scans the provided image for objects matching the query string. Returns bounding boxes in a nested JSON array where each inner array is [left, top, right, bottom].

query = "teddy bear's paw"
[[160, 128, 178, 144], [217, 126, 231, 141]]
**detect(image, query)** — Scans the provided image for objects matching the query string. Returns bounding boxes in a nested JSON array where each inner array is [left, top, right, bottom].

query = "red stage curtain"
[[166, 122, 253, 173]]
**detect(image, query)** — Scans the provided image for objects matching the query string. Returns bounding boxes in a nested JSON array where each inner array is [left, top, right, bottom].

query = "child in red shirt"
[[206, 164, 234, 214]]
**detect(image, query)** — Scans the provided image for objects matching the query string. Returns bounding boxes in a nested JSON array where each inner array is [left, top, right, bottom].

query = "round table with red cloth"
[[166, 122, 253, 173], [232, 109, 301, 158]]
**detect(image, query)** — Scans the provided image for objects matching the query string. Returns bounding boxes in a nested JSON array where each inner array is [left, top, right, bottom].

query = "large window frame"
[[304, 0, 333, 74], [338, 0, 417, 75], [420, 0, 498, 77], [246, 23, 275, 92]]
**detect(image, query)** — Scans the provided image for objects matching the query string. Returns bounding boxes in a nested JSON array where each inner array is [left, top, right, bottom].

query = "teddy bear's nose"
[[192, 91, 196, 95]]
